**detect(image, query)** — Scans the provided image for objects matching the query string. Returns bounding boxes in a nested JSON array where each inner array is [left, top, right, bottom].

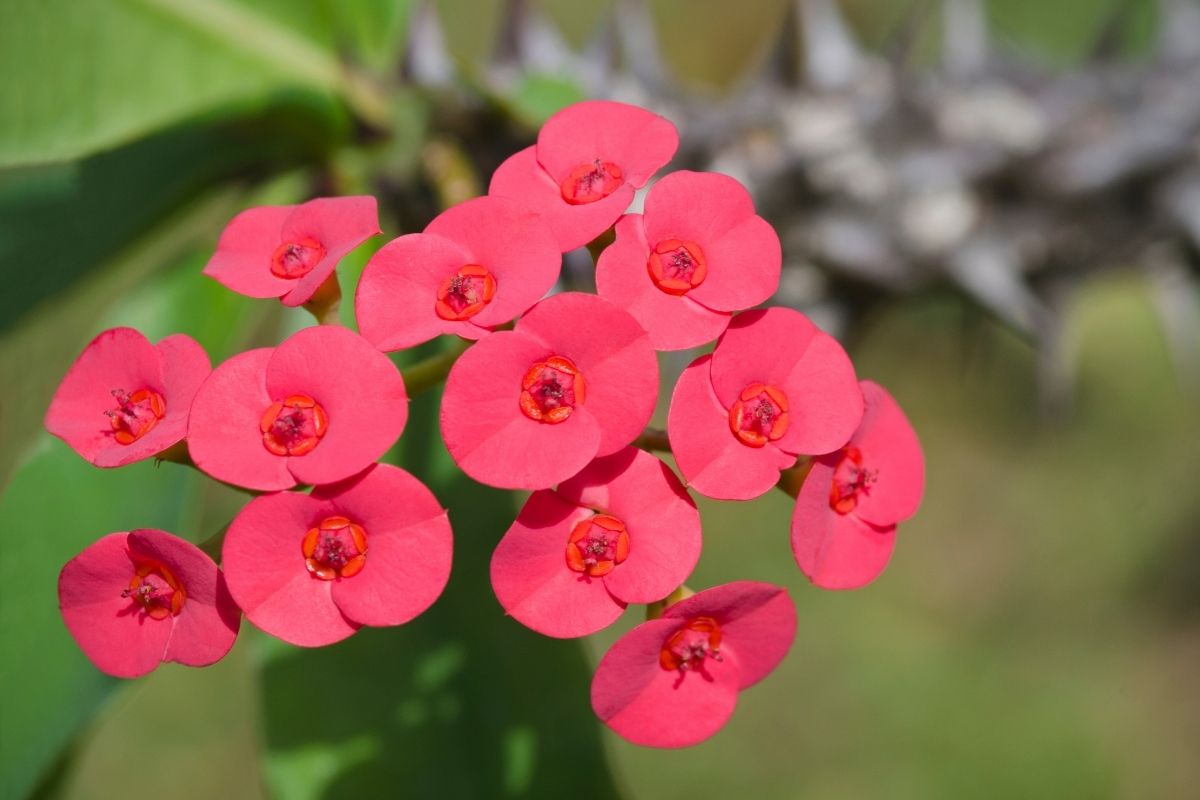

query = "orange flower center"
[[660, 617, 724, 673], [565, 514, 630, 577], [302, 516, 368, 581], [519, 355, 586, 424], [106, 388, 166, 445], [122, 559, 186, 620], [647, 239, 708, 295], [829, 446, 876, 514], [435, 264, 497, 321], [260, 394, 328, 456], [727, 383, 790, 448], [560, 159, 624, 205], [270, 238, 326, 279]]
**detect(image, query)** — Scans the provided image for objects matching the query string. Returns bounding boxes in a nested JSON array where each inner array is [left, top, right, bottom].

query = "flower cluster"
[[46, 100, 923, 748]]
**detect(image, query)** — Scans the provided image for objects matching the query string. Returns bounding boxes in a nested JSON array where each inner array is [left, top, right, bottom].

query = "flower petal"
[[317, 465, 453, 627], [490, 490, 625, 638], [536, 101, 678, 188], [664, 581, 796, 689], [203, 205, 295, 299], [489, 146, 634, 253], [668, 354, 795, 501], [188, 348, 294, 491], [222, 491, 360, 647], [265, 326, 408, 487], [791, 460, 897, 589], [516, 292, 658, 456], [558, 448, 701, 605], [281, 196, 380, 306], [847, 381, 925, 527], [441, 329, 602, 489], [591, 616, 741, 748], [595, 214, 731, 350]]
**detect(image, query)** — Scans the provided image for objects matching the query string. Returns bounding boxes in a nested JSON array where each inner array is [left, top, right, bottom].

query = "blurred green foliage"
[[2, 1, 1196, 799]]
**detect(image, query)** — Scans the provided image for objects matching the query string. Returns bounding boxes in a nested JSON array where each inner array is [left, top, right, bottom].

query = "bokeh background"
[[3, 1, 1199, 798]]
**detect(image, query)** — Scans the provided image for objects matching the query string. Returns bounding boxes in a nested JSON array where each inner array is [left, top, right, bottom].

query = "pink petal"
[[490, 491, 626, 638], [847, 381, 925, 527], [441, 329, 602, 490], [316, 465, 453, 627], [489, 146, 634, 252], [44, 328, 166, 467], [222, 491, 360, 647], [668, 355, 796, 501], [685, 214, 781, 313], [708, 308, 818, 405], [595, 214, 731, 351], [423, 196, 562, 327], [591, 617, 742, 748], [791, 460, 896, 589], [265, 326, 408, 487], [558, 448, 701, 605], [516, 292, 658, 456], [663, 581, 796, 689], [536, 100, 678, 188], [58, 532, 172, 679], [203, 205, 295, 299], [355, 233, 479, 351], [126, 529, 239, 668], [711, 308, 863, 455], [281, 196, 381, 306], [188, 348, 294, 491], [643, 170, 754, 243]]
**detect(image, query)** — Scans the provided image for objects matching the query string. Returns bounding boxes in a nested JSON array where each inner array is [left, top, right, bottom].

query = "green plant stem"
[[632, 427, 670, 452], [402, 338, 473, 396], [302, 273, 343, 325]]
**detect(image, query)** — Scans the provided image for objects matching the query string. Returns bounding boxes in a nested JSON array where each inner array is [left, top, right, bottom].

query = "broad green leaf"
[[531, 0, 614, 50], [0, 0, 389, 167], [647, 0, 790, 93], [503, 73, 588, 129], [259, 385, 625, 799]]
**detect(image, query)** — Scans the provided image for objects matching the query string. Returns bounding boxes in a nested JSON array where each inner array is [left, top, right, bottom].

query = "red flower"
[[355, 197, 560, 350], [591, 581, 795, 748], [441, 292, 658, 489], [668, 308, 863, 500], [203, 196, 379, 306], [596, 171, 781, 350], [45, 327, 210, 467], [489, 101, 678, 252], [188, 326, 407, 491], [791, 381, 925, 589], [221, 464, 452, 647], [58, 529, 240, 678], [490, 448, 701, 637]]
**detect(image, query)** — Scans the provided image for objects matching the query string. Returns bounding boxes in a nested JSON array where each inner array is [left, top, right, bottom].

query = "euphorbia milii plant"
[[44, 98, 924, 754]]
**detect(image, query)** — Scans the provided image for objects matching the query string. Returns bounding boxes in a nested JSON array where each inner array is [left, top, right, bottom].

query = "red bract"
[[188, 326, 407, 491], [221, 464, 452, 647], [58, 529, 240, 678], [668, 308, 863, 500], [490, 448, 701, 638], [792, 380, 925, 589], [596, 171, 781, 350], [591, 581, 795, 748], [203, 196, 379, 306], [441, 292, 658, 490], [45, 328, 210, 467], [355, 197, 561, 350], [488, 100, 678, 252]]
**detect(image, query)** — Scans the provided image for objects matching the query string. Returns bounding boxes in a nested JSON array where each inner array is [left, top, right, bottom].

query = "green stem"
[[302, 273, 343, 326], [632, 427, 670, 452], [402, 338, 473, 396]]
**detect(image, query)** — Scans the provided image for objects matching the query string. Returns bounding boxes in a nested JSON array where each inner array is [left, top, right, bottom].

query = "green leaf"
[[504, 73, 588, 130], [647, 0, 790, 93], [0, 0, 390, 167], [259, 388, 625, 799]]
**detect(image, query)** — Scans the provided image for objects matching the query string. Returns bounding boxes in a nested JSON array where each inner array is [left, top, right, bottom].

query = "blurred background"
[[3, 1, 1199, 798]]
